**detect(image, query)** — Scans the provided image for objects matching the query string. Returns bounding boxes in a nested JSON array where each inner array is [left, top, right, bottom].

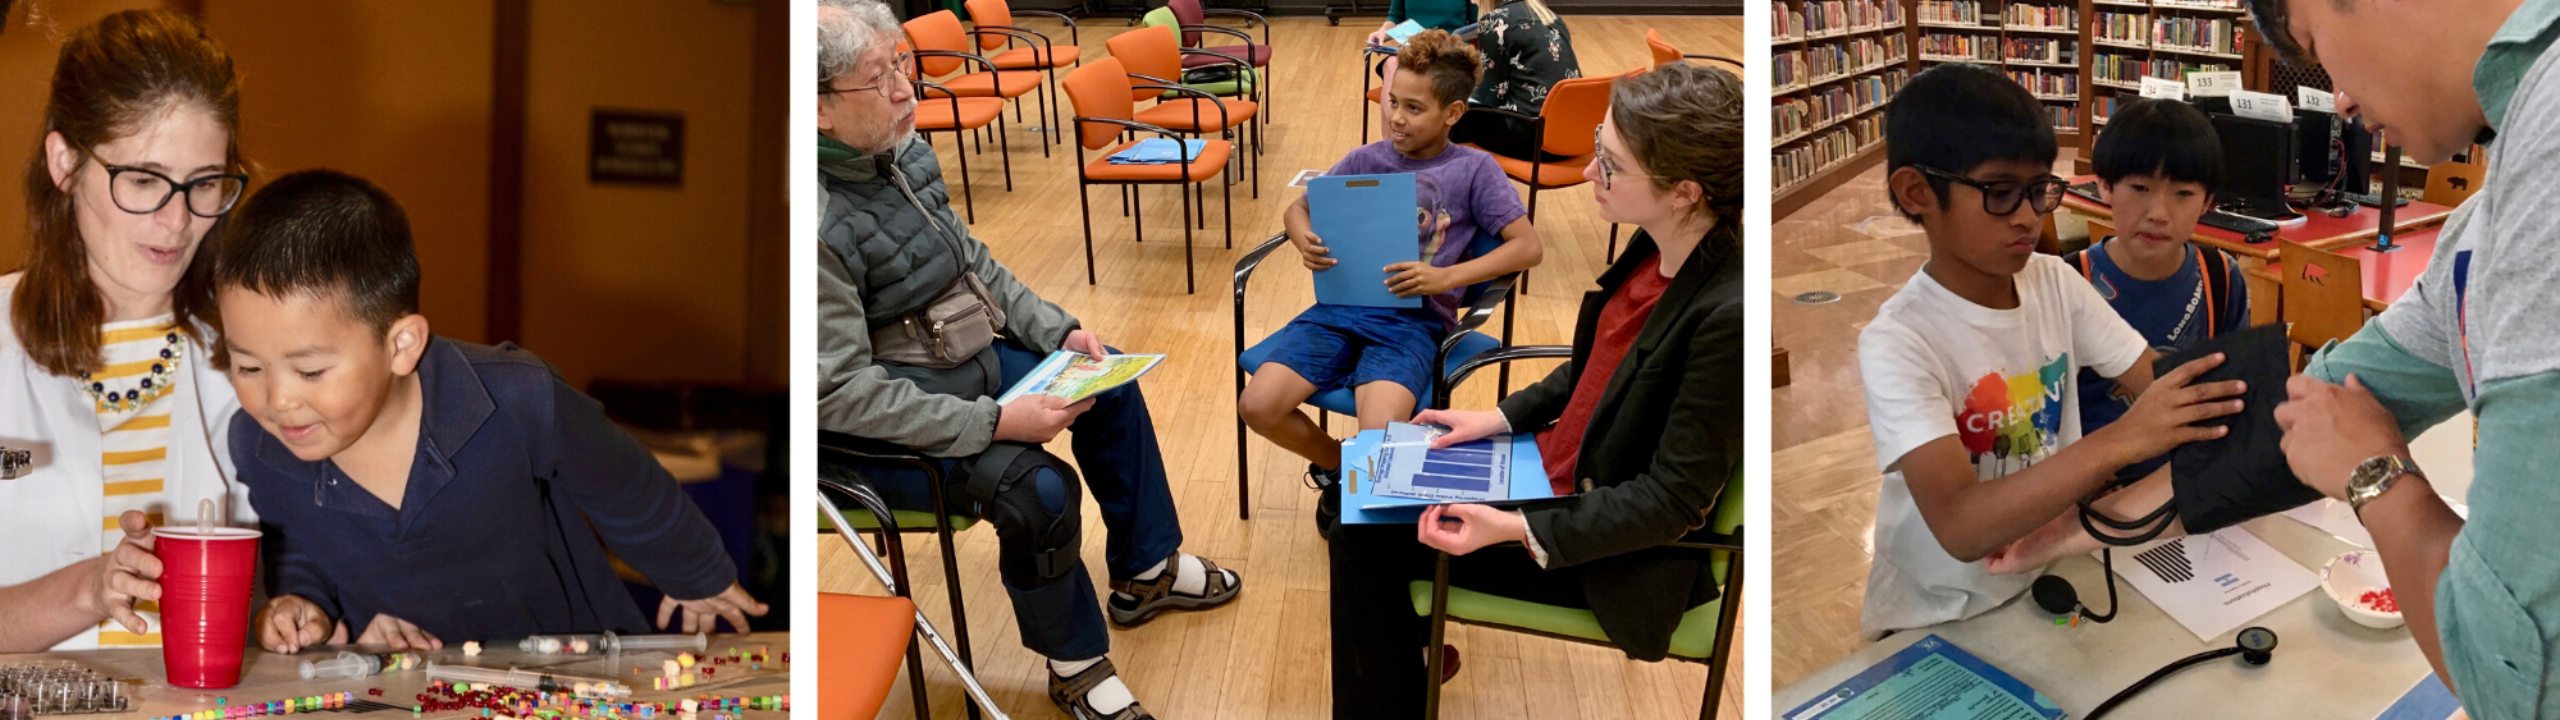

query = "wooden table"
[[2252, 227, 2440, 312], [0, 632, 789, 719], [2057, 176, 2455, 260], [1775, 516, 2436, 717]]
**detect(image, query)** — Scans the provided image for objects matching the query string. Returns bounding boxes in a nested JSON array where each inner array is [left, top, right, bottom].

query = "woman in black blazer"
[[1326, 63, 1744, 716]]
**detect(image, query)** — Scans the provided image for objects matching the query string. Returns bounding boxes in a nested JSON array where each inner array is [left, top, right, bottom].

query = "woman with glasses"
[[1324, 63, 1744, 716], [0, 9, 253, 652]]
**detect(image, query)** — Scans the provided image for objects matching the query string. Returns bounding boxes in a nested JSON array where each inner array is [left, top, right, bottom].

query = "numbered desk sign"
[[2187, 70, 2241, 98], [2299, 86, 2338, 113], [2141, 75, 2187, 101], [2232, 90, 2294, 123]]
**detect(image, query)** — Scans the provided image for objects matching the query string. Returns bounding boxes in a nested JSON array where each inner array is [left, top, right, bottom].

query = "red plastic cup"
[[152, 527, 260, 689]]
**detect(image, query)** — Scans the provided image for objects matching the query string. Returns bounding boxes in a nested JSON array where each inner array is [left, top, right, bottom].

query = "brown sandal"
[[1108, 555, 1242, 627], [1049, 657, 1154, 720]]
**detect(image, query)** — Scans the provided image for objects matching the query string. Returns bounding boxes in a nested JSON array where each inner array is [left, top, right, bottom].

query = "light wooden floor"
[[818, 13, 1746, 720]]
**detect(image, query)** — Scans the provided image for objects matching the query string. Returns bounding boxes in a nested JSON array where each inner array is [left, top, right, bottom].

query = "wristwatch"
[[0, 447, 26, 480], [2346, 455, 2422, 516]]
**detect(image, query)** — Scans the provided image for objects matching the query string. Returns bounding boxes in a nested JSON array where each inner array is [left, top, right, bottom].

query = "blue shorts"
[[1255, 305, 1444, 403]]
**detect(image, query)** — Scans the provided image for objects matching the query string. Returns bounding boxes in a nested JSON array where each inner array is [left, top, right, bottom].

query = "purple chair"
[[1165, 0, 1274, 117]]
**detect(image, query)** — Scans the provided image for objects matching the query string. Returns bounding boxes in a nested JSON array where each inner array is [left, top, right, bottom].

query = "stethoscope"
[[2033, 500, 2280, 719]]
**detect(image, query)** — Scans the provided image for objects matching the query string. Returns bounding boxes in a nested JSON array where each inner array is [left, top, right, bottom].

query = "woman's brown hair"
[[1611, 63, 1742, 234], [15, 8, 242, 377]]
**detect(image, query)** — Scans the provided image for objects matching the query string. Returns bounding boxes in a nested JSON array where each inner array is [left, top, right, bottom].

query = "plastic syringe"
[[517, 631, 707, 655], [425, 663, 632, 699], [298, 651, 424, 680]]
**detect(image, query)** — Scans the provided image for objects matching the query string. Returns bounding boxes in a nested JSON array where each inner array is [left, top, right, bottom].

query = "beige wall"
[[517, 0, 763, 389], [200, 1, 496, 344], [0, 0, 162, 266]]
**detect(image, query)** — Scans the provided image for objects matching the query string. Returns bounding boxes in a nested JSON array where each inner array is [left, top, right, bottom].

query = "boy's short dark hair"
[[1395, 30, 1484, 106], [2092, 98, 2223, 191], [212, 169, 421, 335], [1884, 63, 2056, 220]]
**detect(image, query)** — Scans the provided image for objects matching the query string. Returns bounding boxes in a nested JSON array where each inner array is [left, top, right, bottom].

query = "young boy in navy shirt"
[[1241, 30, 1541, 525], [2067, 98, 2252, 483], [218, 170, 764, 652]]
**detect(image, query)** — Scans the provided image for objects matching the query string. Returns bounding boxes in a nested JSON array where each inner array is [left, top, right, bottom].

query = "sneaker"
[[1306, 464, 1341, 535]]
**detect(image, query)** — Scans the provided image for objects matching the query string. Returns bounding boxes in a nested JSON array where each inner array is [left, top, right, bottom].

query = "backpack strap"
[[2197, 245, 2229, 338], [2065, 244, 2093, 283]]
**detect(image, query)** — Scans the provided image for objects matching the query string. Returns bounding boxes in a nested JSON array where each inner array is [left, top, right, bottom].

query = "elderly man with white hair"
[[813, 2, 1241, 718]]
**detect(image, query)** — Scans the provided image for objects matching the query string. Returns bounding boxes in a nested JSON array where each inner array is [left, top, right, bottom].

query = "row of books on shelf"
[[1779, 0, 1904, 39], [2095, 11, 2148, 43], [2001, 3, 2078, 28], [1776, 37, 1909, 91], [2152, 0, 2243, 11], [1775, 115, 1887, 193], [2009, 68, 2079, 97], [1920, 32, 2004, 60], [2044, 104, 2080, 133], [2093, 51, 2236, 82], [2154, 16, 2240, 53], [1775, 69, 1907, 142], [2005, 36, 2077, 64], [1916, 0, 1984, 25]]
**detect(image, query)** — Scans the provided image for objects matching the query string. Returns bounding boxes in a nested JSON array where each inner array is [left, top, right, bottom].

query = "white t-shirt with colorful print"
[[1856, 253, 2148, 636]]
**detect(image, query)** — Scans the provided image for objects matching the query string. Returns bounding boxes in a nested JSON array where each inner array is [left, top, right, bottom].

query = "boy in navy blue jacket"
[[216, 170, 764, 651]]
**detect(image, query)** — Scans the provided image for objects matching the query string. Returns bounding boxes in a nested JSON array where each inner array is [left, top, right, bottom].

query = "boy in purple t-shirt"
[[1242, 30, 1541, 530]]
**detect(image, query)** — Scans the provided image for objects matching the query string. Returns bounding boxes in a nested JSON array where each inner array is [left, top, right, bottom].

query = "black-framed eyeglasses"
[[83, 148, 246, 218], [1914, 165, 2068, 216], [822, 53, 914, 98]]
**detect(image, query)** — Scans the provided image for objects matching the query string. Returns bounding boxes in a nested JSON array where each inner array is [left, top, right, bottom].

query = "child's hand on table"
[[354, 613, 442, 650], [1416, 504, 1528, 557], [658, 583, 769, 635], [93, 510, 161, 634], [257, 595, 338, 654], [1384, 262, 1461, 298]]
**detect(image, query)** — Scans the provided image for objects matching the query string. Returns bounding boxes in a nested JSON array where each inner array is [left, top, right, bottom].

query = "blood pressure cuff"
[[2082, 323, 2323, 543]]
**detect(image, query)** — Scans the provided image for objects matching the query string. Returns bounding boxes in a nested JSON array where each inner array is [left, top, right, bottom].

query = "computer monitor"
[[2211, 112, 2299, 220], [2295, 108, 2376, 196]]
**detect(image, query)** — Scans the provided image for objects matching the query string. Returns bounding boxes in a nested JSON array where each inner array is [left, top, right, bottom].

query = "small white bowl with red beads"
[[2322, 549, 2404, 629]]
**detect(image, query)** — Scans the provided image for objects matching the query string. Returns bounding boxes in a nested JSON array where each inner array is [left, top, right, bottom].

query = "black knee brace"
[[962, 443, 1084, 584]]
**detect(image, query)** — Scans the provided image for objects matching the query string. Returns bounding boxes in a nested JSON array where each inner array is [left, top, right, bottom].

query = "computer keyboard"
[[2067, 181, 2102, 202], [2199, 210, 2280, 236]]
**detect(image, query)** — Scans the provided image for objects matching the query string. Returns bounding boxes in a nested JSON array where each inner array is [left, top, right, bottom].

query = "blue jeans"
[[844, 340, 1182, 661]]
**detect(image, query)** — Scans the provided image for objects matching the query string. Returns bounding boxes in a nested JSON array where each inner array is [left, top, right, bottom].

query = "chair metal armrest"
[[1684, 53, 1743, 68], [1233, 232, 1293, 295], [1667, 532, 1745, 554], [816, 472, 903, 535], [967, 25, 1051, 52], [908, 50, 1004, 98], [816, 430, 938, 472], [1072, 116, 1187, 143], [1130, 82, 1234, 129], [1182, 23, 1263, 57], [1176, 47, 1256, 74], [1452, 273, 1517, 337], [1445, 345, 1570, 395]]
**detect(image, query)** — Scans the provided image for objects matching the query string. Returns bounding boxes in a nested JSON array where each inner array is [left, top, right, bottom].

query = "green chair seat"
[[1407, 551, 1731, 661], [1140, 8, 1263, 99], [817, 507, 979, 533]]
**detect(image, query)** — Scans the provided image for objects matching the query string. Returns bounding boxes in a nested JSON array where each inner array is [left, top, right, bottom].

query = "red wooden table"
[[2057, 176, 2455, 260]]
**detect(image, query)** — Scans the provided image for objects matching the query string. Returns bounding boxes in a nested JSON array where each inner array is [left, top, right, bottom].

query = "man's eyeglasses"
[[823, 53, 914, 98], [1914, 165, 2068, 216], [82, 147, 245, 218]]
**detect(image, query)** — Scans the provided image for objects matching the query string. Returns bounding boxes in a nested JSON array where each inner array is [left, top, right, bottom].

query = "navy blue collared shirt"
[[235, 337, 734, 642]]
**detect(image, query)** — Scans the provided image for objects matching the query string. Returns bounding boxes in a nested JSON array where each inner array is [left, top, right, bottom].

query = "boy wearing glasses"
[[1854, 65, 2242, 636]]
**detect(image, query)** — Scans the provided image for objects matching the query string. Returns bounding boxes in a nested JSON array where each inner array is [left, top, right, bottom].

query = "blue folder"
[[1107, 138, 1206, 164], [1338, 428, 1555, 525], [1307, 173, 1424, 309]]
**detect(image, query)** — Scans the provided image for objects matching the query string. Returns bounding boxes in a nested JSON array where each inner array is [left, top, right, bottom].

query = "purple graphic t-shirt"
[[1325, 140, 1528, 326]]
